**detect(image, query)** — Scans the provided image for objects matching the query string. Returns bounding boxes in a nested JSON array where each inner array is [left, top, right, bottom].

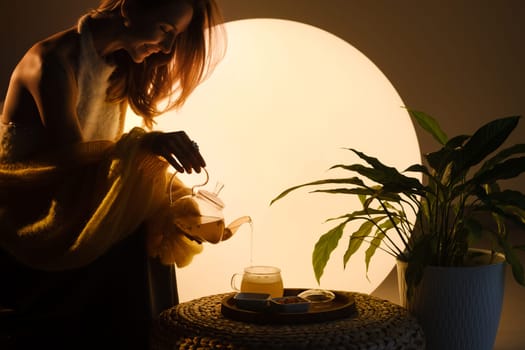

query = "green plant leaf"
[[434, 135, 471, 180], [336, 162, 423, 193], [472, 157, 525, 184], [312, 187, 386, 197], [343, 220, 377, 268], [314, 188, 404, 204], [479, 143, 525, 173], [497, 237, 525, 286], [425, 146, 461, 176], [484, 190, 525, 209], [312, 223, 346, 284], [407, 109, 449, 145], [270, 177, 366, 205], [463, 217, 483, 243], [459, 116, 520, 171], [364, 230, 385, 278], [499, 206, 525, 226], [477, 201, 525, 231], [404, 234, 436, 299], [364, 218, 400, 274], [334, 150, 426, 195], [405, 164, 430, 175], [446, 134, 471, 148], [332, 208, 393, 220]]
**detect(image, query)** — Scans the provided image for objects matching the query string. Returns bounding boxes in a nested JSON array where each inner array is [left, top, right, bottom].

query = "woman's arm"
[[20, 35, 84, 145], [3, 29, 206, 173], [1, 30, 114, 165]]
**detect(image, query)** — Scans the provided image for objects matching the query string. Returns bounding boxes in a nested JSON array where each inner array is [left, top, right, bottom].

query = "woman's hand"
[[148, 131, 206, 173]]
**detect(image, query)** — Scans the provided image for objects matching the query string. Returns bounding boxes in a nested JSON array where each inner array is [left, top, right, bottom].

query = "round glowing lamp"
[[126, 18, 421, 302]]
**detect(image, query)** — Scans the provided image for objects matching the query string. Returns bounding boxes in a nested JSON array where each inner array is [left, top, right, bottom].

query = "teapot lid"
[[196, 189, 225, 209]]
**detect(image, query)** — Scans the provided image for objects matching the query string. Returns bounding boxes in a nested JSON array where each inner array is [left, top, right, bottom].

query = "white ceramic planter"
[[397, 249, 506, 350]]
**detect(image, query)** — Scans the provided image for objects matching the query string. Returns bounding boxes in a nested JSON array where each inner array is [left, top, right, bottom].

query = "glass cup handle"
[[230, 273, 243, 292]]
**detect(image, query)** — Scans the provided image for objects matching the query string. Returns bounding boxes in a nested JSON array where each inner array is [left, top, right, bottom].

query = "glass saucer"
[[297, 289, 336, 303]]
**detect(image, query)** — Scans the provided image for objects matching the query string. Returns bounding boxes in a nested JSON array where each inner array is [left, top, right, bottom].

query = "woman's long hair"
[[91, 0, 225, 128]]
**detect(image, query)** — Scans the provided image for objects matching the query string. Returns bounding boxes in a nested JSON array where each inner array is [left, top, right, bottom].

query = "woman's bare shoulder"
[[3, 27, 82, 126], [16, 27, 81, 84]]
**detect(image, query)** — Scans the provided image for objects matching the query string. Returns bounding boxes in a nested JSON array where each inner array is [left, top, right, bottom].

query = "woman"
[[0, 0, 225, 347]]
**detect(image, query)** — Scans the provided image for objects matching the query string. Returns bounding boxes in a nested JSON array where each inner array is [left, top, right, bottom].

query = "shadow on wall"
[[0, 1, 96, 99]]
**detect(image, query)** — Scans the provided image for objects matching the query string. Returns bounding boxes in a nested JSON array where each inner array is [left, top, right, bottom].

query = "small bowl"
[[233, 292, 271, 312], [297, 289, 336, 303], [270, 296, 310, 313]]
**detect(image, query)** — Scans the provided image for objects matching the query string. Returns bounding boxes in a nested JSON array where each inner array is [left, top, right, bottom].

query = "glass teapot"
[[169, 169, 251, 244]]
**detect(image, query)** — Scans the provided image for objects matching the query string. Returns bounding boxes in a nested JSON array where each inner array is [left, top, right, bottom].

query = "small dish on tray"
[[233, 292, 271, 312], [297, 289, 335, 303], [297, 289, 336, 310], [270, 296, 310, 313]]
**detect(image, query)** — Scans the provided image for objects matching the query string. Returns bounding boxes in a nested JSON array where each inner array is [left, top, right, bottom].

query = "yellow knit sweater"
[[0, 127, 203, 271]]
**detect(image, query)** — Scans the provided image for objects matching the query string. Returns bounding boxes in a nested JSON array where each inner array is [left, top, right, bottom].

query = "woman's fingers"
[[153, 131, 206, 173]]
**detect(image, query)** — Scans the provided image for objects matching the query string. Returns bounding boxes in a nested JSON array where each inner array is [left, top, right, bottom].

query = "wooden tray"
[[221, 288, 357, 324]]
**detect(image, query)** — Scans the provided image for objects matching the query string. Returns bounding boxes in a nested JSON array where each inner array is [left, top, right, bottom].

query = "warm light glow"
[[126, 19, 421, 302]]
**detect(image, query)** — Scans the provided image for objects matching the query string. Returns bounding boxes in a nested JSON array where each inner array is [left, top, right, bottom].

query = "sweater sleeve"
[[0, 127, 202, 270]]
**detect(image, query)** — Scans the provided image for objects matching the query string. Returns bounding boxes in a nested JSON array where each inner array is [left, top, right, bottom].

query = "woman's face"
[[124, 1, 194, 63]]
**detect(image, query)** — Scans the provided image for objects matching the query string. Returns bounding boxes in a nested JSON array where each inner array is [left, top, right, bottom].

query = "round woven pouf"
[[152, 292, 425, 350]]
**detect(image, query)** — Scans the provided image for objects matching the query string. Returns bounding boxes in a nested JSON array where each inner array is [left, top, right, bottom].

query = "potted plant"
[[271, 110, 525, 350]]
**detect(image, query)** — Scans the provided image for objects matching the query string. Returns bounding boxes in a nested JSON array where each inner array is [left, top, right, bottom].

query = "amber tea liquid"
[[175, 216, 225, 243], [240, 266, 284, 298]]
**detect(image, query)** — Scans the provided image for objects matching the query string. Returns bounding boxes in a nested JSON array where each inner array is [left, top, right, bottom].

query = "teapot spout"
[[223, 216, 252, 241]]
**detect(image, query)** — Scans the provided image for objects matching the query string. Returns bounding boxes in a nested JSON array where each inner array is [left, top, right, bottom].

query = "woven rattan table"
[[151, 292, 425, 350]]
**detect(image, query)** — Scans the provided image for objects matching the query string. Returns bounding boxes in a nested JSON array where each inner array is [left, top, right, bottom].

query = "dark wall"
[[2, 0, 524, 189], [1, 1, 524, 348]]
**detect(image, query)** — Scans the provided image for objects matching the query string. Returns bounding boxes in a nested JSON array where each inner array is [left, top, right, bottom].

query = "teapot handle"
[[169, 167, 210, 205]]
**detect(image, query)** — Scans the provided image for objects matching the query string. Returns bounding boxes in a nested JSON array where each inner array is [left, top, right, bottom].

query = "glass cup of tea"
[[231, 265, 284, 298]]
